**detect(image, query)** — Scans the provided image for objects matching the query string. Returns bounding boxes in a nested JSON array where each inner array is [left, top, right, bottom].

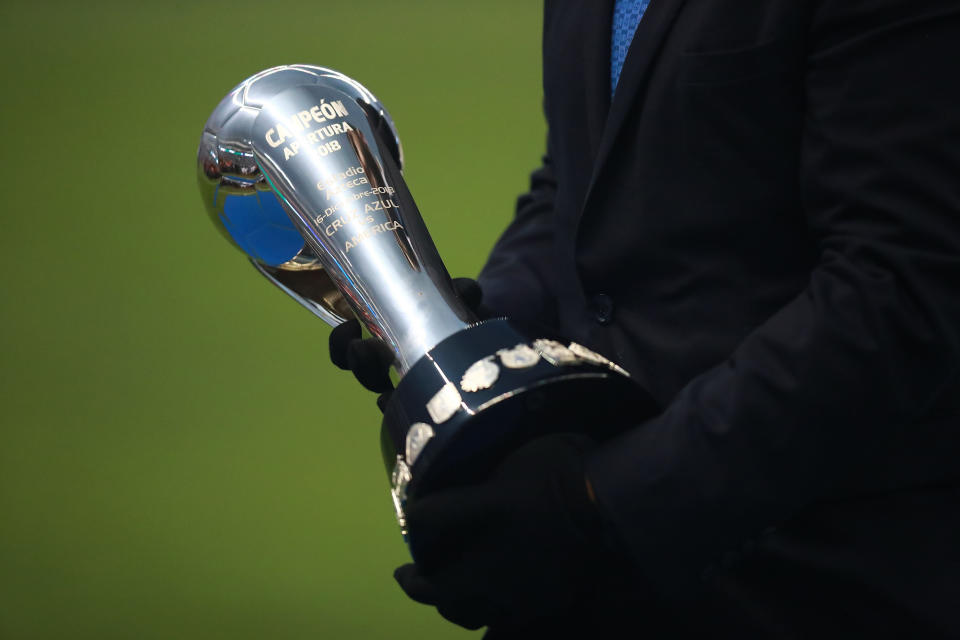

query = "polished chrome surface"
[[198, 65, 405, 329], [250, 259, 351, 327], [198, 65, 474, 373]]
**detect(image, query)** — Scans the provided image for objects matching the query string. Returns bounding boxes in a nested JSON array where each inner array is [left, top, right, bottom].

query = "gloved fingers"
[[452, 277, 483, 314], [375, 391, 393, 413], [394, 563, 442, 605], [346, 338, 396, 393], [329, 319, 362, 370], [405, 484, 500, 538], [405, 487, 500, 570], [490, 433, 594, 481], [436, 598, 500, 631], [427, 564, 505, 630], [395, 563, 500, 630]]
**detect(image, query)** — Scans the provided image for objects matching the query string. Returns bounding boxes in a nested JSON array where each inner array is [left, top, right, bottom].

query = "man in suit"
[[334, 0, 960, 636]]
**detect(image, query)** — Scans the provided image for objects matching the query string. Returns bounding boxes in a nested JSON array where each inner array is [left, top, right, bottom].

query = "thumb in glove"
[[327, 277, 485, 395]]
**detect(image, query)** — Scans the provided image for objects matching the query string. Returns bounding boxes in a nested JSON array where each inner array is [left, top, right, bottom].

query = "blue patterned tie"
[[611, 0, 651, 96]]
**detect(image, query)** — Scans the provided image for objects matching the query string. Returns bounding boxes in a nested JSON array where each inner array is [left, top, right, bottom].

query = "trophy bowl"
[[197, 65, 656, 541]]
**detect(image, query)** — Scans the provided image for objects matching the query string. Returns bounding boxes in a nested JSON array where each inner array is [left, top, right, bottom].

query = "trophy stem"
[[246, 81, 476, 374]]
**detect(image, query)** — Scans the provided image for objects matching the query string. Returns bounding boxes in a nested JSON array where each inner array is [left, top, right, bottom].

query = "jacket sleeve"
[[477, 148, 560, 327], [585, 0, 960, 595]]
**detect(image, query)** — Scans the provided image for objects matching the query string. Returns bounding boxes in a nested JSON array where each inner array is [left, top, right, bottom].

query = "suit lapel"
[[581, 0, 690, 215], [579, 0, 615, 160]]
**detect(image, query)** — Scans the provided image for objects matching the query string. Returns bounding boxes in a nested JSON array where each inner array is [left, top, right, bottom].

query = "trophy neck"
[[251, 84, 473, 375]]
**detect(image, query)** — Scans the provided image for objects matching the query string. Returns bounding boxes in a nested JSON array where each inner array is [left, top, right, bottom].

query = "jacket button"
[[591, 293, 615, 325]]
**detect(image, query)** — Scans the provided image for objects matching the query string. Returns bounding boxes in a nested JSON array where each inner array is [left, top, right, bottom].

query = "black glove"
[[328, 277, 485, 400], [328, 319, 396, 394], [393, 433, 619, 630]]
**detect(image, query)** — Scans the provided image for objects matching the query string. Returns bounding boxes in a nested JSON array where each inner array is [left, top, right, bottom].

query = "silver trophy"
[[197, 65, 652, 541]]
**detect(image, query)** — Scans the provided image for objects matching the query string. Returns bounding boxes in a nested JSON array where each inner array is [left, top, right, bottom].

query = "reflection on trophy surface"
[[197, 65, 653, 543]]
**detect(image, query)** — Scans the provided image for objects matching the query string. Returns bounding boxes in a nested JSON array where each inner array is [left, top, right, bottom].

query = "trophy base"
[[380, 318, 657, 534]]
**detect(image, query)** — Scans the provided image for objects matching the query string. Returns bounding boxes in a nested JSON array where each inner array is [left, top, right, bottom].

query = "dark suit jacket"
[[479, 0, 960, 636]]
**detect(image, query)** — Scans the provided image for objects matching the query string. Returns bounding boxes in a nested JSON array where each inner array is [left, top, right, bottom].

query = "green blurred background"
[[0, 1, 545, 637]]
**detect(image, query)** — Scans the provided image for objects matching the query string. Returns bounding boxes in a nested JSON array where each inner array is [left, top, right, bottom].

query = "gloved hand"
[[328, 277, 485, 401], [393, 433, 621, 630]]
